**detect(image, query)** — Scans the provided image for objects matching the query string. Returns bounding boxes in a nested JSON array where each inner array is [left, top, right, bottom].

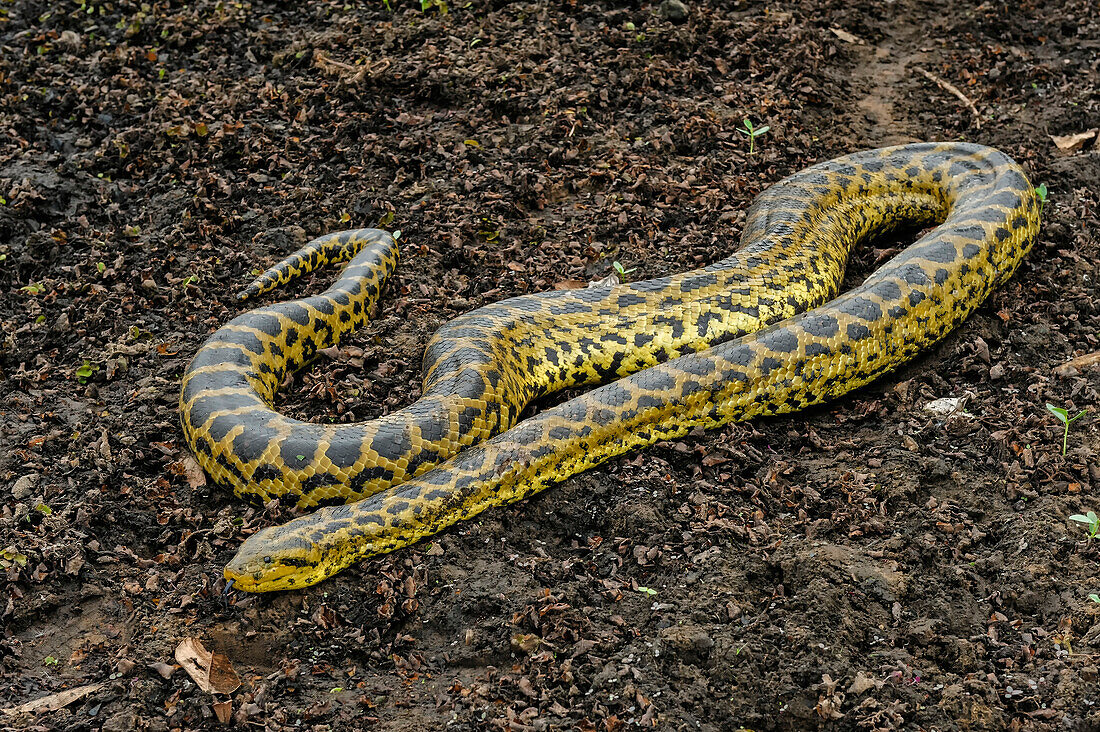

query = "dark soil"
[[2, 0, 1099, 729]]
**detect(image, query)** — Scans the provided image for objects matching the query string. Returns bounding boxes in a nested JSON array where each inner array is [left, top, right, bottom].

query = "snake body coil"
[[179, 143, 1039, 592]]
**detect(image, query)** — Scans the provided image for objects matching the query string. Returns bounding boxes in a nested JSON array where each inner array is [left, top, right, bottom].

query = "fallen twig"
[[1054, 350, 1100, 377], [313, 51, 384, 84], [916, 67, 981, 129], [3, 682, 105, 714]]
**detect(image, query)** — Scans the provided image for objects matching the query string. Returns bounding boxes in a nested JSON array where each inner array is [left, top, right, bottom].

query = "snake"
[[178, 142, 1039, 592]]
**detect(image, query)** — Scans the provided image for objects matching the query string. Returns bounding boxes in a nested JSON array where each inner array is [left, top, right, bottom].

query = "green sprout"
[[1089, 594, 1100, 604], [1046, 403, 1086, 455], [1069, 511, 1098, 539], [737, 118, 770, 155], [0, 548, 28, 569], [44, 656, 59, 666], [612, 261, 636, 283], [75, 360, 97, 383], [1035, 183, 1048, 217], [637, 586, 657, 596]]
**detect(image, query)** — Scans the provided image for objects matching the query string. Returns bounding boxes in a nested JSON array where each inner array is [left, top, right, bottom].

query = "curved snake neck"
[[178, 142, 1039, 592]]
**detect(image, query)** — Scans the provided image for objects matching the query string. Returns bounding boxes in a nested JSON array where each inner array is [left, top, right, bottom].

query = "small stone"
[[101, 709, 138, 732], [989, 363, 1004, 379], [11, 474, 38, 500], [658, 0, 689, 23], [658, 624, 714, 659], [141, 278, 158, 292]]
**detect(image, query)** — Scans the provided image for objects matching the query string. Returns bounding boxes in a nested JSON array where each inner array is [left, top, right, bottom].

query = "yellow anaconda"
[[178, 143, 1039, 592]]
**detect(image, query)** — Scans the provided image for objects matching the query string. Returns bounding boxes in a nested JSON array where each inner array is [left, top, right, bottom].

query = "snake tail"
[[180, 228, 399, 500]]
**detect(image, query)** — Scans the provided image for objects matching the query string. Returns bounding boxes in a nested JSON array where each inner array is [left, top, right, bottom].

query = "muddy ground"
[[2, 0, 1099, 729]]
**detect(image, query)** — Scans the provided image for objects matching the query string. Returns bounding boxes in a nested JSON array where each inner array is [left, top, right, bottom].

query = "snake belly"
[[184, 142, 1039, 592]]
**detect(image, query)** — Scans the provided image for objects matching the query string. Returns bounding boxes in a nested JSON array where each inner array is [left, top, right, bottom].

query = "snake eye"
[[264, 556, 273, 564]]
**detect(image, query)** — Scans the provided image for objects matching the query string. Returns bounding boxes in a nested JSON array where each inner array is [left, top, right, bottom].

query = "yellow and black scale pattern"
[[178, 142, 1039, 592]]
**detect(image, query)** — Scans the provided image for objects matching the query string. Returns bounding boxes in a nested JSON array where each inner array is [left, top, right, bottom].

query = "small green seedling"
[[612, 261, 636, 283], [737, 118, 770, 155], [420, 0, 448, 13], [1035, 183, 1048, 217], [1046, 403, 1086, 455], [44, 656, 59, 667], [637, 586, 657, 596], [1089, 594, 1100, 604], [0, 548, 28, 569], [1069, 510, 1099, 539], [75, 360, 97, 383]]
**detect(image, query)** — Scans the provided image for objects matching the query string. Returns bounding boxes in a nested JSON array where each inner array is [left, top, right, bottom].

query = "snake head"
[[224, 525, 328, 593]]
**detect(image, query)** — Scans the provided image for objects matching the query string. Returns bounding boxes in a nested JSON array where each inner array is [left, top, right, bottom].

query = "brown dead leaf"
[[180, 454, 207, 489], [553, 279, 588, 290], [1050, 129, 1097, 153], [149, 661, 176, 680], [5, 682, 104, 713], [174, 638, 239, 695], [213, 700, 233, 724], [208, 652, 242, 695], [175, 638, 214, 692], [830, 27, 865, 44], [587, 274, 619, 288], [848, 671, 881, 695]]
